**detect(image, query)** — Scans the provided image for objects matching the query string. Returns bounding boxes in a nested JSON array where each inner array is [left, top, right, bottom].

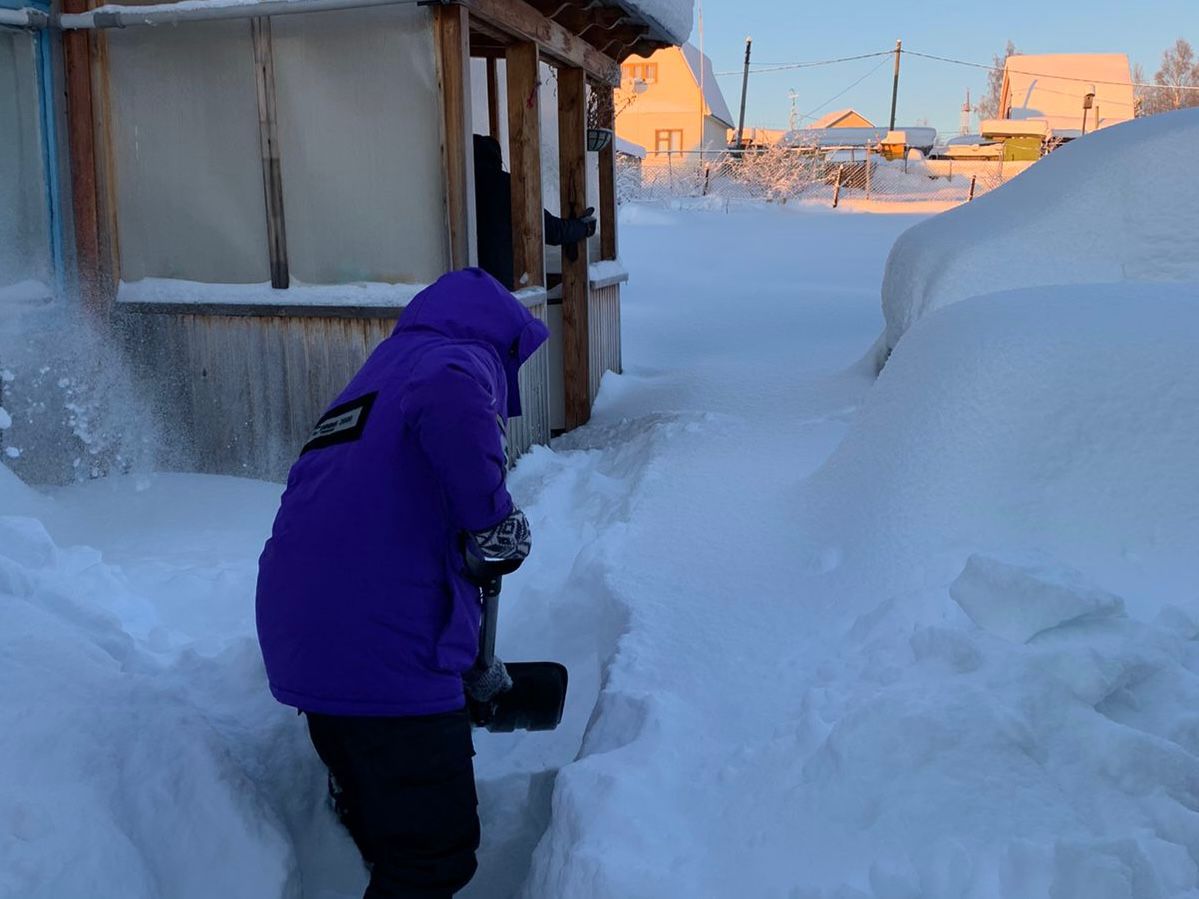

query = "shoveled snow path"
[[511, 208, 925, 897]]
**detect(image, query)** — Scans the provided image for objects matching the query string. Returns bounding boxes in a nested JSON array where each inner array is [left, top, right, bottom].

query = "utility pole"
[[788, 88, 799, 131], [697, 0, 705, 159], [735, 36, 752, 151], [888, 39, 902, 131]]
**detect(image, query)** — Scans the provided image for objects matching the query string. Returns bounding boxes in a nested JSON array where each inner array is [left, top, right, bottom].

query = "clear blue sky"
[[693, 0, 1197, 136]]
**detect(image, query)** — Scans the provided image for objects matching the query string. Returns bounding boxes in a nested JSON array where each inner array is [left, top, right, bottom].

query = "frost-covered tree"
[[976, 41, 1018, 120], [1140, 39, 1199, 116]]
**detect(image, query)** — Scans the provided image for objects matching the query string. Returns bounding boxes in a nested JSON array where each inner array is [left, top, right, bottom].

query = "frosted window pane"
[[0, 33, 50, 288], [107, 21, 269, 284], [272, 6, 448, 286]]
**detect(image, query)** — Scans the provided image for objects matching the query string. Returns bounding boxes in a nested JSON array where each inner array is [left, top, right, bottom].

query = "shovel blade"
[[474, 662, 569, 733]]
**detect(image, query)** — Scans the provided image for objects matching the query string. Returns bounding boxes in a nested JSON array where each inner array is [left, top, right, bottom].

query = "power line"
[[714, 51, 892, 77], [903, 48, 1199, 92], [793, 56, 892, 125], [714, 44, 1199, 93]]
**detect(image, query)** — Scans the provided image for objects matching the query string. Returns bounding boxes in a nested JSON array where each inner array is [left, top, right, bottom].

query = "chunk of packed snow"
[[0, 407, 11, 429], [881, 108, 1199, 350], [950, 554, 1126, 643]]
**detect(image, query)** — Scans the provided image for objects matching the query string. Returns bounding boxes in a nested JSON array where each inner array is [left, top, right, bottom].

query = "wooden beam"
[[461, 0, 620, 86], [505, 41, 544, 290], [92, 32, 122, 304], [63, 0, 103, 314], [558, 66, 589, 429], [435, 2, 476, 270], [251, 18, 290, 289], [486, 57, 501, 138], [595, 83, 617, 261]]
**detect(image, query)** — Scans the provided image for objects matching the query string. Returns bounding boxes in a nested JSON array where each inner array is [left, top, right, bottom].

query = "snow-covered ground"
[[4, 199, 1199, 898]]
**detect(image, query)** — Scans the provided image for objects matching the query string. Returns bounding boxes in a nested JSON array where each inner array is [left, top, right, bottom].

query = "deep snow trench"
[[2, 205, 917, 899]]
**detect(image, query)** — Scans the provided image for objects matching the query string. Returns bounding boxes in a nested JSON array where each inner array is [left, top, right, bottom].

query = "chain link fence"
[[617, 146, 1034, 211]]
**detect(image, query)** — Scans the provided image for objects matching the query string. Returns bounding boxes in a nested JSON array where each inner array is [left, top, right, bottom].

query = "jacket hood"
[[395, 268, 550, 417]]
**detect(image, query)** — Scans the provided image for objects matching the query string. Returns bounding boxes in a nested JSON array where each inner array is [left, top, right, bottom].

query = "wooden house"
[[43, 0, 692, 479], [615, 42, 732, 160]]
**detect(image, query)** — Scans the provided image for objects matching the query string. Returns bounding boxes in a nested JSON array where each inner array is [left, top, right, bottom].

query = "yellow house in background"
[[616, 44, 734, 160], [807, 108, 874, 130]]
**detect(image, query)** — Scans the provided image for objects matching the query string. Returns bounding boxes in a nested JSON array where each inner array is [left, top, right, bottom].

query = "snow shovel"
[[464, 548, 568, 733]]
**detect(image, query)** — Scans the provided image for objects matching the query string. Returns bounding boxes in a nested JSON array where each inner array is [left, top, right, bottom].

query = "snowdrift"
[[776, 282, 1199, 896], [881, 108, 1199, 351], [806, 280, 1199, 605], [0, 474, 313, 899]]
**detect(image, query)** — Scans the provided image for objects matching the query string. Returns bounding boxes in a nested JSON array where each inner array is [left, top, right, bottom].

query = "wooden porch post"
[[557, 65, 589, 429], [505, 41, 543, 289], [435, 2, 476, 270], [62, 0, 103, 313], [596, 82, 618, 261], [486, 57, 501, 139], [250, 18, 290, 290]]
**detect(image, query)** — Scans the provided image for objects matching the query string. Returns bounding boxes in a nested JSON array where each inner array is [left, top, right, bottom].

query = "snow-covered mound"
[[808, 280, 1199, 605], [0, 474, 308, 899], [772, 282, 1199, 895], [881, 108, 1199, 351]]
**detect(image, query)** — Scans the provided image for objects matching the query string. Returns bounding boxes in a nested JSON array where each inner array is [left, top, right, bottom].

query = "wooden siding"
[[587, 283, 621, 404], [509, 300, 551, 460], [119, 300, 551, 480]]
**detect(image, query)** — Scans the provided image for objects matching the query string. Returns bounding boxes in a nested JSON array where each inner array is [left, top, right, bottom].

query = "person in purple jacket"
[[256, 268, 549, 898]]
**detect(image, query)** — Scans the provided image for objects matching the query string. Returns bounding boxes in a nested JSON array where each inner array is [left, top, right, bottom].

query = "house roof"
[[806, 108, 873, 129], [615, 136, 647, 158], [1002, 53, 1135, 132], [780, 126, 939, 153], [679, 43, 735, 127]]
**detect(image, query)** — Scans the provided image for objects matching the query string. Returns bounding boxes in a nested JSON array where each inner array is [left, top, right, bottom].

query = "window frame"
[[654, 128, 683, 154]]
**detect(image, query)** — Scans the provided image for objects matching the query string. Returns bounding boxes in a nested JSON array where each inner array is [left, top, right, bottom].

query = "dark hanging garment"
[[473, 135, 516, 290]]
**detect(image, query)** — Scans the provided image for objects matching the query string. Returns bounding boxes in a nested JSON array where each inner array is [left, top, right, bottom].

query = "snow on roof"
[[781, 126, 938, 152], [1002, 53, 1135, 132], [614, 136, 647, 158], [680, 43, 735, 127], [881, 108, 1199, 352], [616, 0, 693, 45], [806, 108, 873, 130]]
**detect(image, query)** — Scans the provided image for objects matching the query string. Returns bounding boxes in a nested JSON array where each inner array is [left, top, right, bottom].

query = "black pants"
[[306, 709, 480, 899]]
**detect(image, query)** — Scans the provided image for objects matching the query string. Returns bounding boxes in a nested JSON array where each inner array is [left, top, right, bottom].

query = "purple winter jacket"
[[256, 269, 549, 717]]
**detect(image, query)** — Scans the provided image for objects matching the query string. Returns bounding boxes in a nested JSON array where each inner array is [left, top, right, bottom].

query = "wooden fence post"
[[832, 165, 843, 208], [558, 66, 590, 430]]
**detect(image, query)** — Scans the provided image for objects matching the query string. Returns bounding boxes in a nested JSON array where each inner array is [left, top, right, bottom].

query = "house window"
[[655, 129, 684, 154], [622, 62, 658, 85]]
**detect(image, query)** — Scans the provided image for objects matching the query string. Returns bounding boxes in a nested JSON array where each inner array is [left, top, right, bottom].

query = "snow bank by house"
[[881, 108, 1199, 351]]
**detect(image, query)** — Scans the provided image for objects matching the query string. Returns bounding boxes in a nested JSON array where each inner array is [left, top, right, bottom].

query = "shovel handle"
[[476, 576, 501, 670]]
